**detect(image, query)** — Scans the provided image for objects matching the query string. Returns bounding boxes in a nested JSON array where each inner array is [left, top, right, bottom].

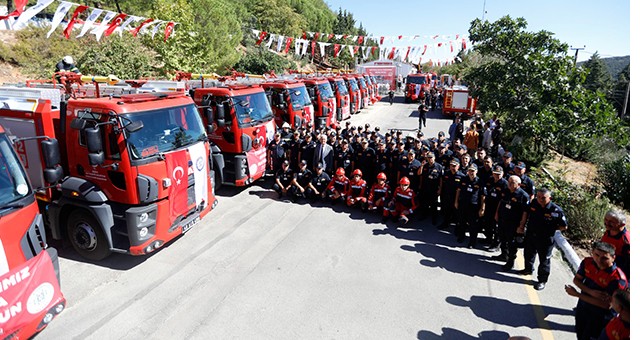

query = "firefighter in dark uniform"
[[397, 149, 422, 193], [389, 142, 407, 189], [299, 134, 316, 166], [273, 160, 295, 199], [291, 160, 313, 202], [280, 122, 293, 142], [494, 175, 529, 270], [420, 151, 443, 224], [376, 142, 389, 178], [484, 165, 509, 252], [477, 156, 494, 187], [499, 151, 516, 176], [341, 121, 351, 139], [288, 131, 302, 171], [436, 142, 453, 169], [454, 164, 484, 248], [514, 161, 535, 200], [268, 132, 287, 174], [438, 157, 463, 229], [359, 140, 377, 185], [519, 188, 568, 290], [334, 140, 353, 175], [459, 153, 472, 173], [307, 162, 332, 202], [474, 147, 487, 168]]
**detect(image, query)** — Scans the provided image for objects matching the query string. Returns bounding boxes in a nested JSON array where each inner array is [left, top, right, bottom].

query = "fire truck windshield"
[[335, 80, 348, 96], [287, 86, 312, 110], [0, 134, 31, 209], [348, 79, 359, 91], [123, 104, 207, 160], [406, 76, 427, 85], [358, 78, 367, 89], [317, 83, 334, 100], [232, 92, 274, 129]]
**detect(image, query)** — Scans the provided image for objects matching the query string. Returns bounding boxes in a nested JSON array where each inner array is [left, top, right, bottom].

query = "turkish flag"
[[0, 0, 28, 20], [164, 22, 175, 42], [311, 41, 316, 57], [327, 33, 334, 41], [256, 30, 267, 45], [388, 47, 396, 60], [283, 37, 293, 53], [165, 149, 189, 221], [131, 17, 154, 37], [357, 36, 363, 45], [62, 5, 88, 39], [333, 44, 340, 57], [313, 32, 319, 41], [104, 13, 128, 37], [380, 36, 384, 44]]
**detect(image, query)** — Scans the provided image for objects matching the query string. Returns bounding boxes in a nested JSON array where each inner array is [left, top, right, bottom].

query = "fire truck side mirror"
[[41, 139, 64, 183], [85, 126, 105, 166], [215, 104, 225, 127], [70, 118, 87, 130], [308, 88, 315, 98], [204, 107, 214, 124]]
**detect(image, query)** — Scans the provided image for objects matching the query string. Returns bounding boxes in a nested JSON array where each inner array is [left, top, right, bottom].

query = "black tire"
[[67, 210, 111, 261], [214, 167, 222, 192]]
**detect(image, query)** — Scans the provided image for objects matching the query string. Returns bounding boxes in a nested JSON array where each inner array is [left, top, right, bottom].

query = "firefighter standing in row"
[[484, 165, 509, 252], [493, 175, 529, 271], [420, 152, 443, 224], [438, 157, 463, 229], [454, 164, 484, 248]]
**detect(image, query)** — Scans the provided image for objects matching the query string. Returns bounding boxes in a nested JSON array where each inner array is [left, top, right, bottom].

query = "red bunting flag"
[[333, 44, 340, 57], [256, 31, 267, 45], [327, 33, 334, 41], [353, 45, 360, 55], [422, 45, 427, 55], [301, 31, 307, 39], [437, 42, 443, 48], [388, 47, 396, 59], [131, 17, 154, 37], [311, 41, 316, 57], [380, 36, 384, 44], [343, 34, 349, 41], [405, 47, 410, 62], [104, 13, 128, 37], [357, 36, 363, 45], [461, 38, 467, 50], [450, 41, 453, 52], [164, 22, 175, 42], [283, 37, 293, 53], [371, 46, 377, 55], [0, 0, 27, 21], [456, 34, 460, 39], [398, 35, 403, 40], [313, 32, 320, 41], [62, 5, 89, 39]]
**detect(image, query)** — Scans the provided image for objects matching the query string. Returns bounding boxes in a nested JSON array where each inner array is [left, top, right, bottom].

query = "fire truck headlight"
[[139, 212, 149, 223], [42, 312, 54, 324], [55, 303, 65, 314], [162, 178, 171, 188], [139, 227, 149, 238]]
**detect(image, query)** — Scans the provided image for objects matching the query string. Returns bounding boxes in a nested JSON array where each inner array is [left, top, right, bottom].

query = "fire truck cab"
[[404, 73, 430, 103], [326, 76, 351, 122], [342, 75, 361, 115], [188, 81, 276, 189], [0, 124, 66, 338], [301, 77, 337, 128], [0, 74, 217, 261], [442, 85, 477, 118], [259, 80, 314, 130], [354, 74, 370, 108]]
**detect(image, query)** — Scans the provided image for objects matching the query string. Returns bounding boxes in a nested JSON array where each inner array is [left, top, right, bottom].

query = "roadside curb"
[[554, 230, 581, 272]]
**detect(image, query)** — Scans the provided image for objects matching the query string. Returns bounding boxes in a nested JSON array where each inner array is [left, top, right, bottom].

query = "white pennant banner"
[[77, 8, 103, 38], [92, 11, 116, 41], [46, 1, 72, 38], [151, 20, 165, 38], [117, 15, 141, 37], [13, 0, 54, 30], [264, 34, 275, 49], [301, 39, 309, 56], [276, 35, 285, 52], [347, 45, 354, 58]]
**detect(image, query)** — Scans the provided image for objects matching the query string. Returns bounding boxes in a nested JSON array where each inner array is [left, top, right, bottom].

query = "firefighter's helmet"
[[399, 176, 410, 186], [336, 167, 345, 176], [377, 172, 387, 180], [63, 55, 74, 64], [352, 169, 362, 177]]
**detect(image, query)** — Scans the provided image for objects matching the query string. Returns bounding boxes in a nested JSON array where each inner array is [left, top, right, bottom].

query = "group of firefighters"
[[266, 113, 629, 339]]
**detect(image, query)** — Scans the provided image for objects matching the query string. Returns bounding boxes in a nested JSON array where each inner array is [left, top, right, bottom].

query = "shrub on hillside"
[[597, 154, 630, 210], [233, 48, 296, 74], [78, 35, 157, 79]]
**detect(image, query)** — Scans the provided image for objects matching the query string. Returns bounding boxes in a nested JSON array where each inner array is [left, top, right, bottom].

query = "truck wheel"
[[214, 168, 222, 192], [67, 210, 111, 261]]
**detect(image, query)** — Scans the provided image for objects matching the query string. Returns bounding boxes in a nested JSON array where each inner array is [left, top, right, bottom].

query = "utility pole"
[[482, 0, 487, 20], [570, 45, 585, 66]]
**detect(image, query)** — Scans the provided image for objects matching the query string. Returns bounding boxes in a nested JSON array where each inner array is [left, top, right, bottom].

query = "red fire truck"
[[442, 85, 477, 118], [0, 73, 217, 261], [364, 75, 381, 103], [0, 125, 66, 338], [187, 77, 277, 189], [259, 80, 314, 129], [326, 76, 351, 122], [354, 74, 370, 109], [301, 77, 337, 128], [404, 73, 430, 103], [342, 75, 361, 115]]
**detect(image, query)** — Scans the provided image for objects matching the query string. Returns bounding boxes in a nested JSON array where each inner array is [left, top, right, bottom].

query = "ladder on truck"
[[79, 80, 187, 97]]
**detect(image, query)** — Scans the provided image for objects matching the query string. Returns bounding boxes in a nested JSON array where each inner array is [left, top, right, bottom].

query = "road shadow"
[[446, 295, 574, 332], [217, 176, 271, 198], [417, 328, 511, 340]]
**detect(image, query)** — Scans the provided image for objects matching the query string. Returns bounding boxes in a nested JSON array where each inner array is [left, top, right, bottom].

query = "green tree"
[[610, 64, 630, 118], [466, 16, 627, 164], [581, 52, 612, 94]]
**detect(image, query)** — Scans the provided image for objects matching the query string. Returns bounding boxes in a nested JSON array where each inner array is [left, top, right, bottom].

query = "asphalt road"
[[42, 96, 580, 340]]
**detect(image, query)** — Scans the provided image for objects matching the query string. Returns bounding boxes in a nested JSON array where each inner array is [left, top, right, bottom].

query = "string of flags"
[[252, 28, 470, 65], [1, 0, 177, 42]]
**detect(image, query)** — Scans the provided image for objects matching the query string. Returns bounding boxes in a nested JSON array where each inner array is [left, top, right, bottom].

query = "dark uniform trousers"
[[523, 233, 554, 282], [457, 203, 481, 245]]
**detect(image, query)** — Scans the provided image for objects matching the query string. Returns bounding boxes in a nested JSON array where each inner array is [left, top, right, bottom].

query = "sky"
[[324, 0, 630, 63]]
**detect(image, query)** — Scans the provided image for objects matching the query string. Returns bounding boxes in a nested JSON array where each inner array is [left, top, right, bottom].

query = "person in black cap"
[[290, 159, 313, 201], [484, 165, 509, 252], [306, 162, 331, 202], [374, 126, 384, 140], [437, 131, 447, 146], [268, 132, 287, 174], [397, 149, 422, 192], [300, 133, 317, 166], [438, 157, 464, 229], [418, 100, 428, 131], [341, 121, 351, 139], [288, 130, 302, 171], [273, 160, 295, 199], [420, 151, 444, 224], [455, 163, 485, 247], [493, 175, 529, 270], [500, 151, 516, 176], [436, 142, 453, 169], [359, 139, 377, 185], [514, 161, 535, 201]]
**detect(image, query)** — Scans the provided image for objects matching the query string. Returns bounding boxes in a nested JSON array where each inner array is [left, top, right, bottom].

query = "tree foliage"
[[465, 16, 628, 164], [581, 52, 612, 94]]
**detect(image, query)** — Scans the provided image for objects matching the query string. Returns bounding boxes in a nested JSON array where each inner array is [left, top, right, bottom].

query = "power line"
[[569, 45, 585, 66]]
